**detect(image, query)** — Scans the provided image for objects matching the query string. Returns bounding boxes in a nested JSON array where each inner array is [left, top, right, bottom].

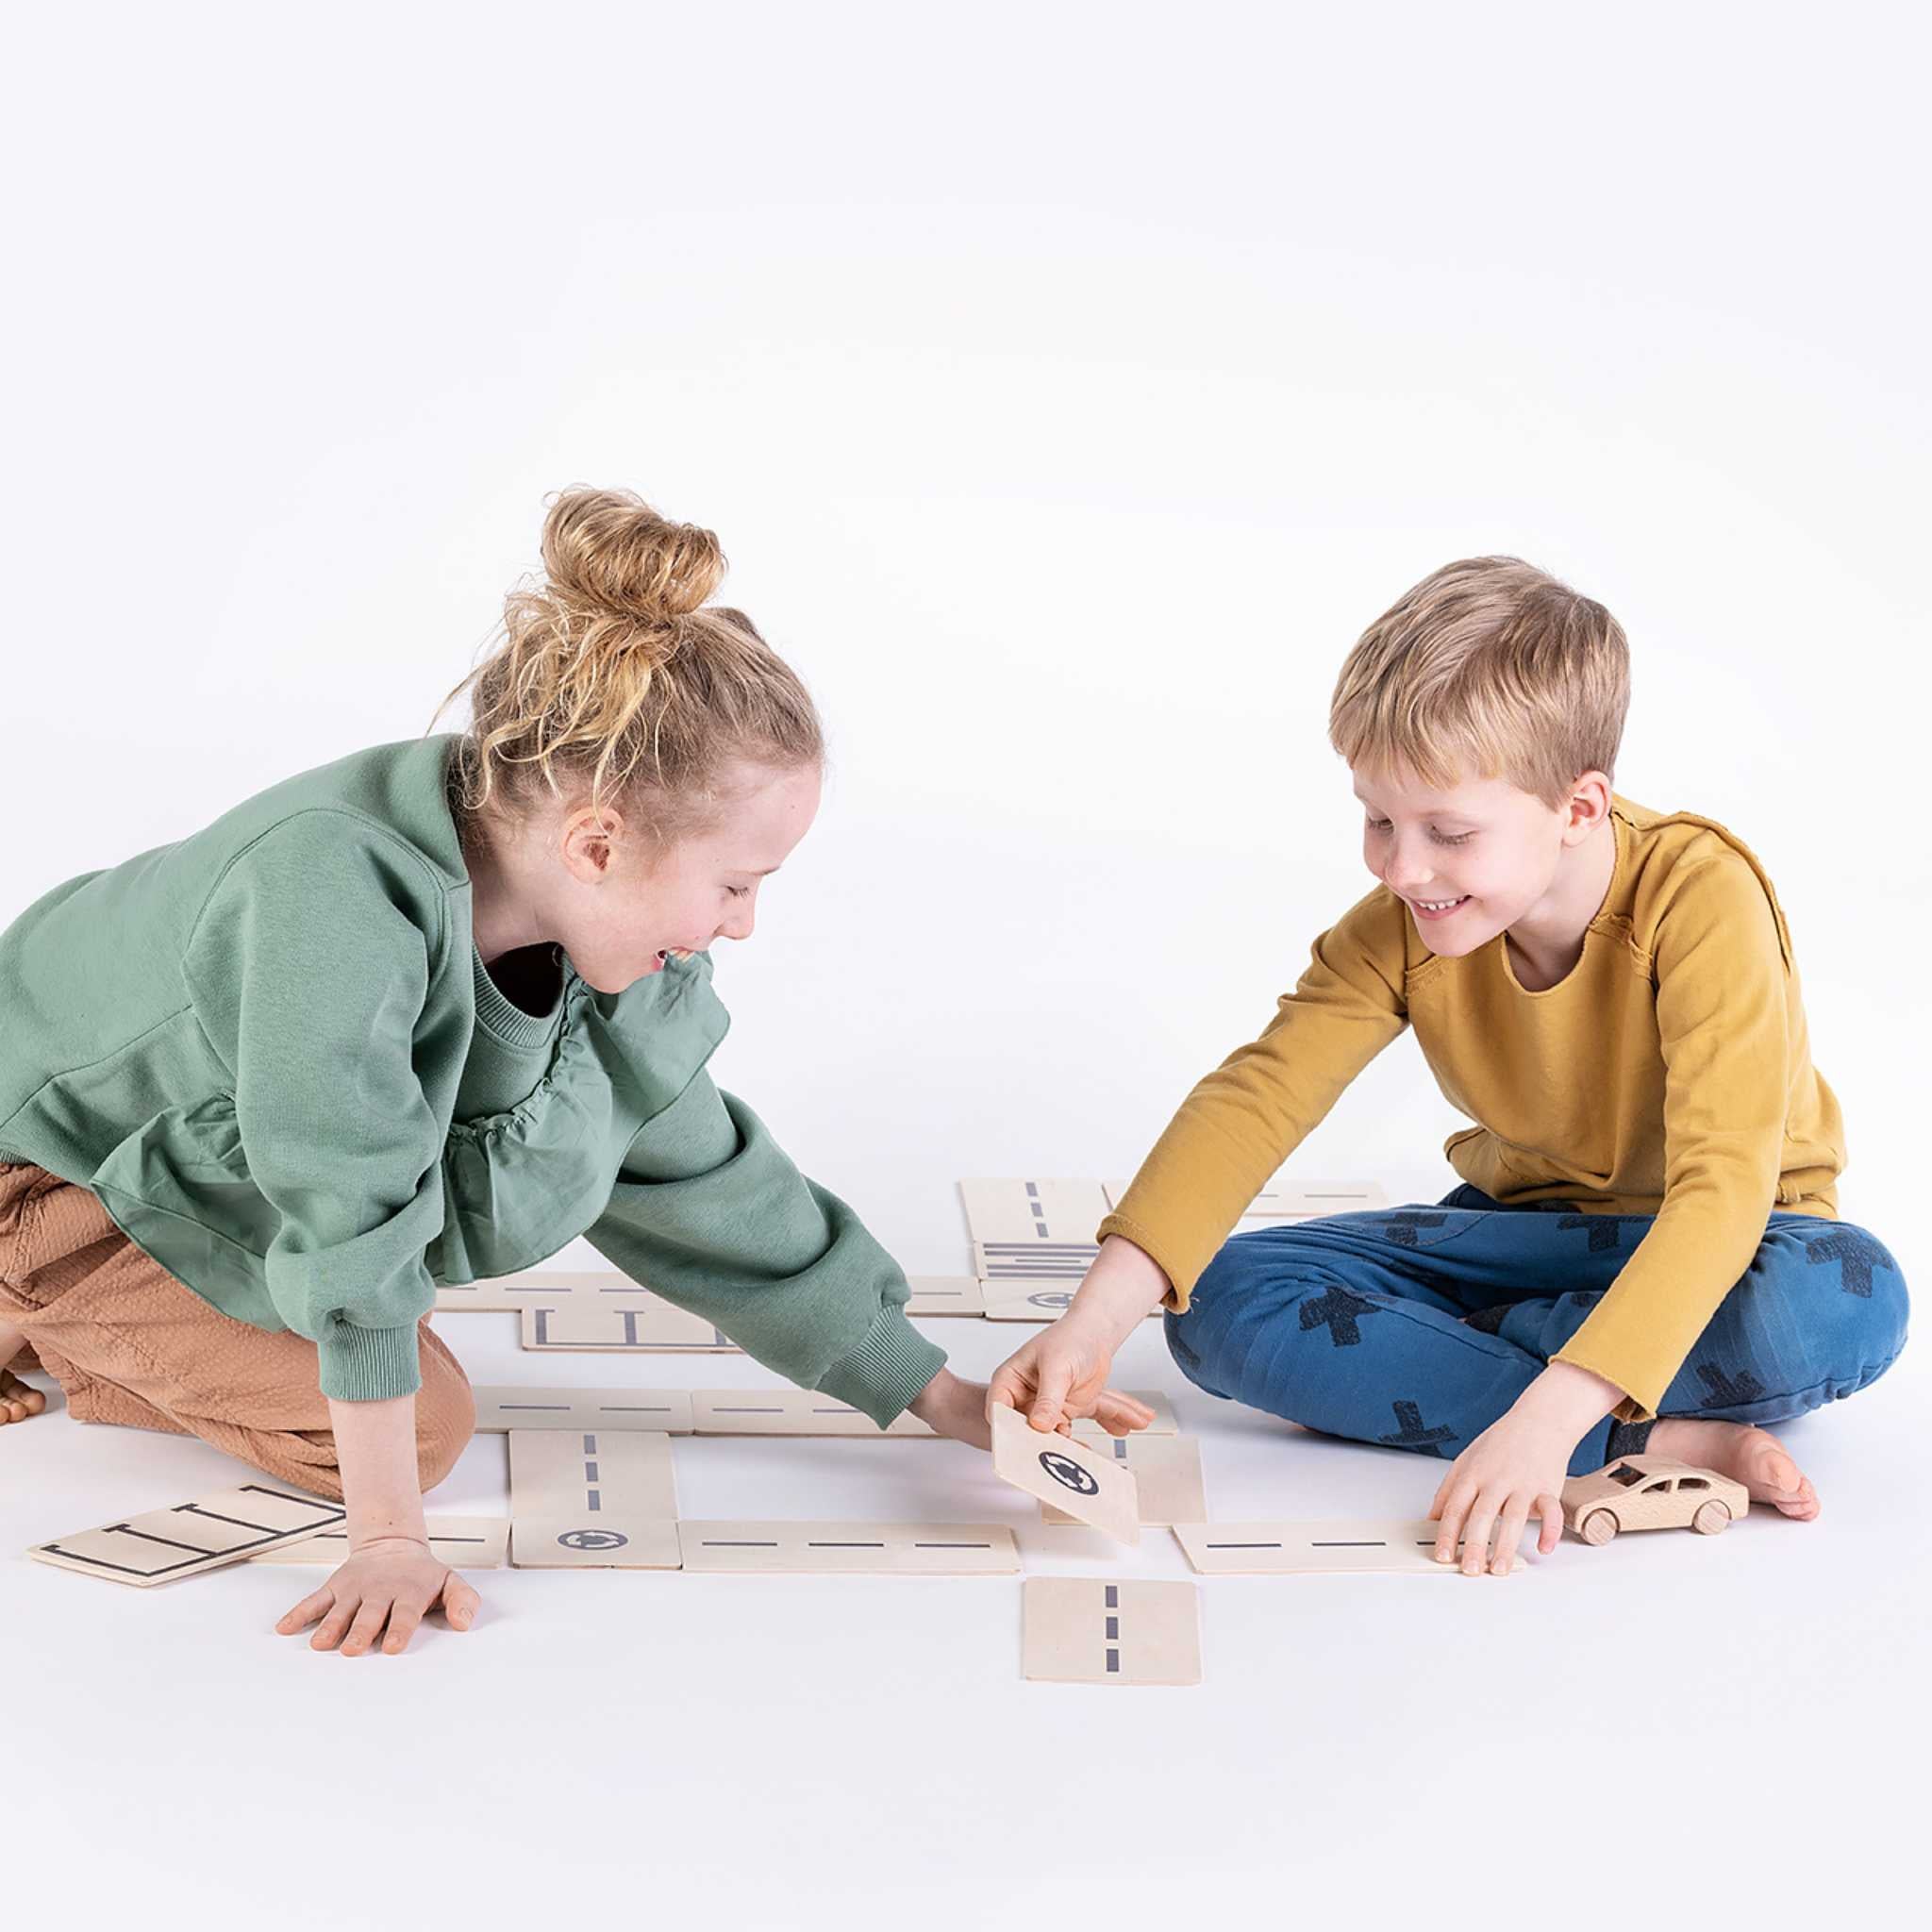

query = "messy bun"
[[430, 485, 824, 841], [541, 487, 725, 622]]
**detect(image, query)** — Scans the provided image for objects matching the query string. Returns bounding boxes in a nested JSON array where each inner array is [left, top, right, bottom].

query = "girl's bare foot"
[[1, 1322, 47, 1424], [2, 1370, 45, 1422], [1649, 1416, 1819, 1520]]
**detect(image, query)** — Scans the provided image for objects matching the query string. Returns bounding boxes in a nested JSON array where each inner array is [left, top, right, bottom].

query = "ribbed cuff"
[[815, 1305, 947, 1428], [316, 1319, 424, 1403]]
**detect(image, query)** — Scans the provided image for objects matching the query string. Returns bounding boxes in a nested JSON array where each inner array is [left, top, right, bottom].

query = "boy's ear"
[[1564, 771, 1613, 841]]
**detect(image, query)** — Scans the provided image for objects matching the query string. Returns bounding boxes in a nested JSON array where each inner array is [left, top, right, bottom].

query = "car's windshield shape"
[[1607, 1464, 1644, 1488]]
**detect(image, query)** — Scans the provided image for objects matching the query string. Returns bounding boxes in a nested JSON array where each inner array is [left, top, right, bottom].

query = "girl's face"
[[558, 759, 824, 993]]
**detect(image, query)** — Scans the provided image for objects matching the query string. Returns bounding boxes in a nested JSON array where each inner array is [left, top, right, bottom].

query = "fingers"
[[1091, 1389, 1151, 1434], [1459, 1496, 1498, 1576], [441, 1573, 481, 1632], [1432, 1485, 1472, 1564], [309, 1591, 363, 1653], [1536, 1491, 1564, 1555], [339, 1595, 393, 1658], [382, 1601, 425, 1657], [1491, 1496, 1530, 1576], [275, 1585, 337, 1636]]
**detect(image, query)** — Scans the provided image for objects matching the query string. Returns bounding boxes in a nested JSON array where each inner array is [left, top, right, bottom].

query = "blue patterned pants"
[[1163, 1186, 1909, 1476]]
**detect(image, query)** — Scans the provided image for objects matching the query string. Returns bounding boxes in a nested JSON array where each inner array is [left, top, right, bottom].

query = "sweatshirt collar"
[[469, 940, 572, 1049]]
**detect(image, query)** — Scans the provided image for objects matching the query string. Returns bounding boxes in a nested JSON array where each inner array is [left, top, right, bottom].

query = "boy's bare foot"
[[1649, 1417, 1819, 1520]]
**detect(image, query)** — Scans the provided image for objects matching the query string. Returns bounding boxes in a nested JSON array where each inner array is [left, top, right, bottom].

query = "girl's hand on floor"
[[275, 1535, 480, 1656], [1426, 1408, 1574, 1576], [986, 1315, 1157, 1438]]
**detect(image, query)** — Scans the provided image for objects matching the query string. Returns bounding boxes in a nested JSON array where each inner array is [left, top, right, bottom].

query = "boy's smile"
[[1352, 762, 1617, 980]]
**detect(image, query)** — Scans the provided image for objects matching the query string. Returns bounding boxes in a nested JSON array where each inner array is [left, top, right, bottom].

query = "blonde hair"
[[1327, 557, 1629, 809], [429, 486, 824, 844]]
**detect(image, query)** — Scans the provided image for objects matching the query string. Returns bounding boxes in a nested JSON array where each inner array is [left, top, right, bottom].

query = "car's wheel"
[[1580, 1508, 1619, 1545], [1691, 1500, 1732, 1535]]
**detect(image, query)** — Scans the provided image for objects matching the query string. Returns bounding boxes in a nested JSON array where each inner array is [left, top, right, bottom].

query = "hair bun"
[[540, 486, 725, 622]]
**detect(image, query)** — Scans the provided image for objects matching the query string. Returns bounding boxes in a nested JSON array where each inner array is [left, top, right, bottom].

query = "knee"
[[1164, 1234, 1355, 1395], [1763, 1220, 1909, 1377], [413, 1326, 475, 1492], [1836, 1224, 1911, 1367], [1163, 1238, 1261, 1378]]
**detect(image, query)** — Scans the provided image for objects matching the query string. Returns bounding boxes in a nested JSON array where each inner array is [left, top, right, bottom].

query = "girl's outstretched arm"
[[274, 1393, 481, 1657]]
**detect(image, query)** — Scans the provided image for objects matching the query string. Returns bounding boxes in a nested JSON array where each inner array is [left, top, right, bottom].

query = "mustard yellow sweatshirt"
[[1098, 796, 1844, 1422]]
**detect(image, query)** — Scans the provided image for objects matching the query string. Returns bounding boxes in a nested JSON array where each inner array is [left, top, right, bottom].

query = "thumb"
[[986, 1355, 1030, 1421], [1029, 1355, 1074, 1432]]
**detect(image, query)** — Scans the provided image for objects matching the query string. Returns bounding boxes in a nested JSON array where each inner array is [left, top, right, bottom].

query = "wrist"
[[344, 1496, 430, 1549], [1069, 1236, 1171, 1345], [908, 1365, 958, 1423], [1519, 1359, 1624, 1433], [348, 1529, 433, 1557]]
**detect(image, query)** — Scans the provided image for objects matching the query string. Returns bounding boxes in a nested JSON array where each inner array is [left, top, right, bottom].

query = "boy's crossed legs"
[[1166, 1185, 1909, 1515]]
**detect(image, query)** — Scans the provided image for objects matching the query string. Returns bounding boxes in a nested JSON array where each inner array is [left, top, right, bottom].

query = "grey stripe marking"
[[1311, 1541, 1387, 1548], [1104, 1584, 1118, 1608], [1105, 1648, 1120, 1674], [982, 1242, 1098, 1254], [1106, 1616, 1119, 1639]]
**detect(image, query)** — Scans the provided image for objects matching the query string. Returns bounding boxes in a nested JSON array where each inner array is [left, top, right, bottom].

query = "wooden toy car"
[[1560, 1457, 1749, 1544]]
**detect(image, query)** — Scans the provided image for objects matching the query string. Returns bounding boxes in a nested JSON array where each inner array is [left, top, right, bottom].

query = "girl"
[[0, 487, 1146, 1655]]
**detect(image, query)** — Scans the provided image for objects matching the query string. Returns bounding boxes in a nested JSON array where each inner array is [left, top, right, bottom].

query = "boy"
[[988, 556, 1908, 1575]]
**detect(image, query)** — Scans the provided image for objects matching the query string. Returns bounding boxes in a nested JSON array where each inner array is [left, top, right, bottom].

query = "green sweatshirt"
[[0, 733, 945, 1416]]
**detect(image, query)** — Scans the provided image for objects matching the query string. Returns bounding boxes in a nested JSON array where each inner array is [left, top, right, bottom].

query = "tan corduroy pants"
[[0, 1162, 474, 1499]]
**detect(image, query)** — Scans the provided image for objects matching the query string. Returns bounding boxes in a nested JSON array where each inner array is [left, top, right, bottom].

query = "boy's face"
[[1351, 762, 1598, 957]]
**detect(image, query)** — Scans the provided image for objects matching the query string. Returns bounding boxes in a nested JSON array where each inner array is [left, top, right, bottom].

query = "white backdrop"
[[6, 3, 1925, 1250], [5, 6, 1927, 1924]]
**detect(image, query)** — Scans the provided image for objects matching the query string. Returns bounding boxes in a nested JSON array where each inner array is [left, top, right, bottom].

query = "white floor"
[[7, 1257, 1924, 1931]]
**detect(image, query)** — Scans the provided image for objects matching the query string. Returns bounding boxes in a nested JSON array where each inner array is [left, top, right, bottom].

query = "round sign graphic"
[[1039, 1451, 1099, 1496], [1026, 1291, 1074, 1310], [558, 1527, 629, 1552]]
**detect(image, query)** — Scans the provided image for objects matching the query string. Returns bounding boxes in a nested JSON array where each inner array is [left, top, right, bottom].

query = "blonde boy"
[[990, 557, 1907, 1574]]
